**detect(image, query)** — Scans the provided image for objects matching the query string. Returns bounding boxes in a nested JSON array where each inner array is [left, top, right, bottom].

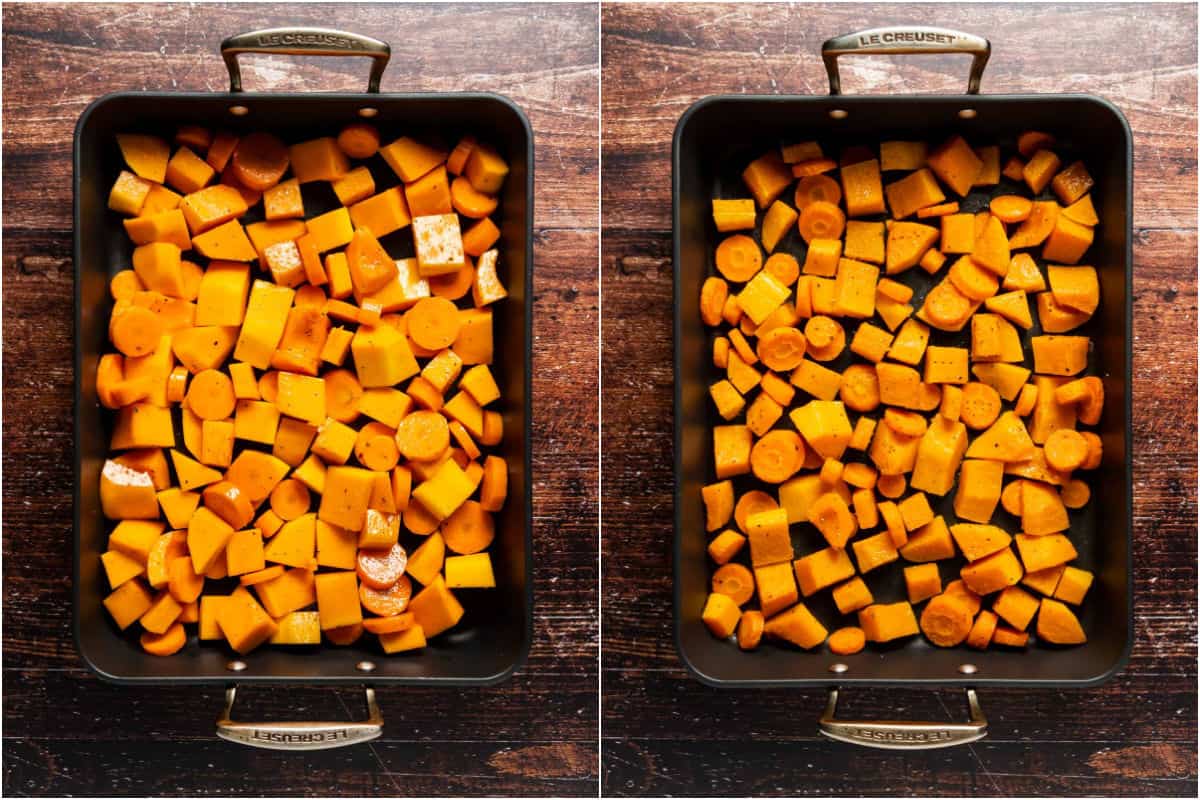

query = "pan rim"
[[73, 90, 535, 686], [671, 91, 1134, 688]]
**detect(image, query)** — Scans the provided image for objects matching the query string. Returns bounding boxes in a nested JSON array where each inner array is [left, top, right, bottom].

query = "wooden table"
[[2, 3, 598, 795], [602, 3, 1197, 796]]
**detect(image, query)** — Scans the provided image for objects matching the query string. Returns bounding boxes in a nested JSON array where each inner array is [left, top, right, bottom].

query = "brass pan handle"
[[819, 688, 987, 749], [822, 26, 991, 95], [221, 27, 391, 93], [216, 685, 383, 750]]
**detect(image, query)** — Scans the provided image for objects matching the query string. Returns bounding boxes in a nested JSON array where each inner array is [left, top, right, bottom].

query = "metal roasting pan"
[[74, 28, 533, 750], [673, 26, 1132, 749]]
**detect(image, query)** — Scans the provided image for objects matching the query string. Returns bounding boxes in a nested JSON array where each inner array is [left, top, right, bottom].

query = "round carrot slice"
[[269, 478, 311, 521], [920, 594, 973, 647], [360, 434, 401, 472], [737, 610, 764, 651], [714, 234, 762, 282], [258, 370, 279, 403], [140, 622, 187, 657], [450, 176, 499, 219], [876, 474, 906, 499], [763, 253, 800, 286], [699, 277, 729, 327], [1001, 479, 1025, 516], [922, 281, 974, 329], [110, 306, 164, 357], [395, 410, 450, 462], [1079, 431, 1103, 469], [355, 421, 397, 464], [187, 369, 236, 420], [1013, 382, 1038, 416], [324, 368, 363, 424], [804, 315, 845, 361], [797, 200, 845, 243], [839, 364, 880, 412], [793, 174, 842, 210], [712, 563, 755, 606], [756, 327, 807, 371], [430, 261, 476, 301], [734, 490, 777, 533], [827, 626, 866, 655], [749, 430, 804, 484], [1044, 428, 1089, 472], [1060, 478, 1091, 509], [443, 500, 495, 554], [230, 132, 290, 190], [110, 269, 145, 301], [403, 499, 440, 535], [294, 284, 327, 308], [948, 256, 999, 301], [167, 555, 204, 603], [960, 382, 1002, 430], [1017, 130, 1056, 158], [336, 123, 380, 159], [357, 542, 408, 590], [360, 574, 412, 616], [407, 297, 462, 350], [362, 613, 415, 635], [325, 622, 364, 645], [989, 195, 1033, 224], [883, 408, 928, 438], [239, 565, 285, 586]]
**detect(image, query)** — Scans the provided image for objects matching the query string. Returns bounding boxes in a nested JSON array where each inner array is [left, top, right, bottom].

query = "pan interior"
[[75, 93, 532, 684], [674, 95, 1131, 686]]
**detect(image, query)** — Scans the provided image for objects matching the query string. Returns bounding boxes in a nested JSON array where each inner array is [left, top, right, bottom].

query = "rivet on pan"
[[958, 108, 978, 120], [829, 662, 849, 673], [229, 105, 249, 117], [356, 660, 377, 672], [358, 107, 379, 119], [829, 109, 849, 120], [227, 660, 247, 672], [958, 663, 978, 675]]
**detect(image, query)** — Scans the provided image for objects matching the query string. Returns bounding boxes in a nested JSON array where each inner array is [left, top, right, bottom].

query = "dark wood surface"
[[2, 3, 598, 796], [601, 3, 1198, 796]]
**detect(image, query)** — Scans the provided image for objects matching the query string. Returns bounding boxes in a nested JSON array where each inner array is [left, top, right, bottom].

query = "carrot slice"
[[362, 613, 415, 635], [1017, 130, 1056, 158], [797, 201, 845, 243], [989, 195, 1033, 224], [403, 499, 440, 535], [167, 556, 204, 603], [763, 253, 800, 286], [756, 327, 807, 371], [923, 281, 974, 329], [828, 626, 866, 655], [141, 622, 187, 656], [258, 370, 280, 403], [395, 410, 450, 462], [357, 542, 409, 590], [186, 369, 236, 420], [839, 364, 881, 412], [794, 174, 841, 210], [916, 201, 960, 218], [110, 269, 146, 301], [737, 610, 765, 650], [240, 564, 285, 586], [960, 382, 1002, 430], [876, 474, 906, 500], [714, 234, 762, 282], [1061, 479, 1091, 509], [1001, 480, 1024, 516], [711, 563, 755, 606], [734, 490, 778, 533], [110, 306, 164, 357], [230, 132, 290, 190], [700, 276, 729, 327], [269, 479, 311, 521], [749, 430, 804, 484], [443, 500, 495, 554], [336, 123, 380, 159], [450, 176, 499, 219], [323, 368, 363, 423], [430, 261, 476, 301], [1044, 428, 1089, 471], [407, 297, 462, 350], [359, 575, 412, 617]]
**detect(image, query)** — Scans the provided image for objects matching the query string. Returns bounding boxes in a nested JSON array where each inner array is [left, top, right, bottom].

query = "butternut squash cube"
[[165, 146, 214, 194], [960, 547, 1024, 594], [885, 168, 946, 219], [832, 576, 874, 614], [858, 601, 919, 642], [462, 142, 508, 194], [834, 258, 878, 319], [217, 586, 279, 653], [381, 136, 448, 183], [290, 136, 349, 183], [124, 209, 192, 250], [904, 562, 942, 603], [789, 400, 851, 460], [358, 509, 400, 550], [109, 519, 165, 563], [200, 419, 235, 468], [1031, 335, 1089, 376], [192, 220, 256, 261], [924, 345, 969, 384], [318, 466, 375, 530], [104, 579, 155, 629], [255, 567, 316, 618], [707, 530, 746, 565], [953, 460, 1005, 523], [899, 516, 956, 562], [745, 508, 793, 567], [233, 280, 294, 369], [712, 198, 757, 232], [350, 187, 412, 237], [270, 611, 322, 645], [412, 214, 466, 277], [793, 547, 855, 596], [225, 450, 290, 507], [764, 602, 828, 649], [180, 184, 249, 234], [1042, 215, 1094, 264], [909, 416, 968, 496], [445, 553, 496, 588], [408, 574, 464, 637], [195, 261, 250, 327], [840, 158, 885, 217], [351, 323, 419, 387], [305, 207, 355, 253], [927, 135, 983, 196], [737, 270, 790, 325], [993, 585, 1040, 630], [411, 459, 475, 521], [754, 561, 798, 617], [264, 513, 317, 568], [760, 200, 798, 251], [1036, 598, 1086, 644], [117, 133, 170, 183], [702, 592, 741, 638], [852, 531, 899, 574], [102, 549, 145, 588], [226, 528, 266, 576], [99, 458, 160, 519], [790, 359, 842, 401], [139, 591, 182, 634], [187, 506, 234, 573]]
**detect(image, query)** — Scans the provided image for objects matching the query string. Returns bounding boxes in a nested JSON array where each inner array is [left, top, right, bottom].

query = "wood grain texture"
[[600, 3, 1197, 796], [2, 3, 598, 796]]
